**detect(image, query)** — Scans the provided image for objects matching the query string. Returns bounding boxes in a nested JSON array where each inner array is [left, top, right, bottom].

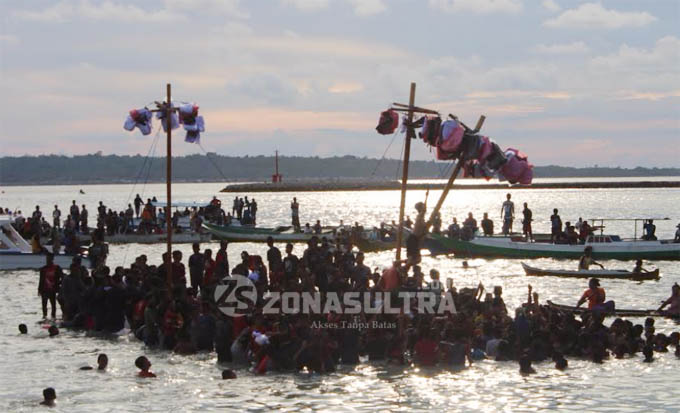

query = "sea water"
[[1, 182, 679, 412]]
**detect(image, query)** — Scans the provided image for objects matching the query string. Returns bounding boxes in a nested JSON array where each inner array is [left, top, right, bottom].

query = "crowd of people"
[[31, 231, 680, 387]]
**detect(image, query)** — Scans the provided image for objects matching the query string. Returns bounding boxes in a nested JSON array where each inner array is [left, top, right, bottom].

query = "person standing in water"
[[38, 253, 63, 319]]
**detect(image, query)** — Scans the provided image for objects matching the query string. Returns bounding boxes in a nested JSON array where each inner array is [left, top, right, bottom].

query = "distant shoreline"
[[222, 180, 680, 193]]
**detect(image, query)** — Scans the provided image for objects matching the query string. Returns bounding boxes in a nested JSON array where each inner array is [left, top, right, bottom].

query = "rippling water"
[[1, 182, 679, 412]]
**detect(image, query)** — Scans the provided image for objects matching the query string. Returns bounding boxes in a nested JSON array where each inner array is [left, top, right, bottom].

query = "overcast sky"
[[1, 0, 678, 167]]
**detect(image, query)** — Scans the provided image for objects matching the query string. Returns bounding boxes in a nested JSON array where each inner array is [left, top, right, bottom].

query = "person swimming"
[[48, 325, 59, 337], [135, 356, 156, 377], [19, 324, 28, 334], [80, 353, 108, 371], [40, 387, 56, 406], [221, 369, 237, 379]]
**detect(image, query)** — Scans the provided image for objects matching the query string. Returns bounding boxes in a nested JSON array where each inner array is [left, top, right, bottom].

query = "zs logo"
[[214, 275, 257, 317]]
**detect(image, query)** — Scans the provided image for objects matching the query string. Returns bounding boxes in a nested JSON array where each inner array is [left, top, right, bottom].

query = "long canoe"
[[546, 300, 670, 318], [425, 233, 680, 261], [203, 222, 335, 243], [522, 262, 660, 280]]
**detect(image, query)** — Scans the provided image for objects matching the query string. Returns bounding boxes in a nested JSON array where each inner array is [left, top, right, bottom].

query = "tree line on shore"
[[1, 154, 678, 185]]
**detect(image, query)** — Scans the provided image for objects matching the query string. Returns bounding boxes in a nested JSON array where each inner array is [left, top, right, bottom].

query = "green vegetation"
[[1, 154, 677, 185]]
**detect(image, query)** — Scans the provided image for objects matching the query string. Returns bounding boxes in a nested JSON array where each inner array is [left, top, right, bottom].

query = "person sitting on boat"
[[642, 219, 657, 241], [448, 218, 460, 239], [578, 246, 604, 271], [565, 224, 579, 245], [657, 283, 680, 316], [578, 221, 592, 244], [461, 213, 477, 241], [576, 278, 607, 310], [481, 213, 494, 236], [632, 259, 651, 274], [303, 223, 313, 234]]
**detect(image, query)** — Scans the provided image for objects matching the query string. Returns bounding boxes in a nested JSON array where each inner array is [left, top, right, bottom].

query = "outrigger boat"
[[1, 217, 90, 270], [521, 262, 659, 280], [202, 222, 335, 243], [425, 232, 680, 261], [546, 300, 672, 318]]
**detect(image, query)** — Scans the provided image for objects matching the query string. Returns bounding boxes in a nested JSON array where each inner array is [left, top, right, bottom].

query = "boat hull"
[[521, 262, 659, 280], [425, 234, 680, 261], [203, 223, 335, 243], [0, 252, 90, 271], [76, 232, 212, 245], [546, 301, 670, 318]]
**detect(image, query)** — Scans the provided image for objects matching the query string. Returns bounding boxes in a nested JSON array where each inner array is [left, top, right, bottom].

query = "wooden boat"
[[425, 233, 680, 261], [546, 300, 670, 318], [202, 222, 335, 243], [521, 262, 660, 280]]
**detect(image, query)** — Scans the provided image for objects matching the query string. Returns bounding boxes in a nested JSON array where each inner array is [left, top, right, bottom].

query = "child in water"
[[40, 387, 56, 407], [135, 356, 156, 377]]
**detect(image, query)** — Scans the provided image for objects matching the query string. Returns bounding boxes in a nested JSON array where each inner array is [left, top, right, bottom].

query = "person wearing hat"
[[576, 278, 606, 310], [578, 246, 604, 271]]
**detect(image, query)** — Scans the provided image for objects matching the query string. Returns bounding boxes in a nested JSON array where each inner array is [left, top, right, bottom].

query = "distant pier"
[[221, 180, 680, 193]]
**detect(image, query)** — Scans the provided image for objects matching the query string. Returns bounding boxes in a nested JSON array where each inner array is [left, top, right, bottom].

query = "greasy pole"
[[166, 83, 173, 287], [426, 115, 485, 230], [425, 159, 463, 230], [395, 82, 416, 261]]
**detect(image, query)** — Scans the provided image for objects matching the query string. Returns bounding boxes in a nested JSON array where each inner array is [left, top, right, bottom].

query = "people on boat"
[[642, 219, 657, 241], [578, 246, 604, 271], [576, 278, 607, 310], [290, 197, 300, 231], [550, 209, 562, 243], [481, 213, 494, 236], [500, 193, 514, 235], [448, 217, 460, 239], [462, 213, 477, 240], [657, 283, 680, 316], [522, 203, 532, 241], [632, 259, 651, 274]]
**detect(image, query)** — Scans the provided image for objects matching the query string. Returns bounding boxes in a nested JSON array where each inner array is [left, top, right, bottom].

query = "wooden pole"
[[426, 160, 463, 230], [425, 115, 485, 230], [165, 83, 173, 287], [395, 82, 416, 261]]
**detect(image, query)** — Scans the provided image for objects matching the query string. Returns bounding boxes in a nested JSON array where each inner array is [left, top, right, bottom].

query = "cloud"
[[534, 41, 589, 54], [544, 3, 657, 29], [328, 82, 364, 94], [542, 0, 560, 12], [163, 0, 249, 19], [281, 0, 330, 12], [12, 0, 183, 23], [346, 0, 387, 16], [0, 34, 19, 45], [590, 36, 679, 77], [428, 0, 522, 14]]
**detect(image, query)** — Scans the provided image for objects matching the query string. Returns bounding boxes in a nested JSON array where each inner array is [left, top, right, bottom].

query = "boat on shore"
[[1, 217, 90, 270], [202, 222, 335, 243], [521, 262, 659, 280], [546, 300, 671, 318], [425, 233, 680, 261]]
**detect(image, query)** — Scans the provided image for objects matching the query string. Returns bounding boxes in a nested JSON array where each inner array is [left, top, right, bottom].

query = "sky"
[[0, 0, 678, 167]]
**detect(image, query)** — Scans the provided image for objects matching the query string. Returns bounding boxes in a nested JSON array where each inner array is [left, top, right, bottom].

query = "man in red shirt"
[[38, 253, 63, 319], [576, 278, 606, 310]]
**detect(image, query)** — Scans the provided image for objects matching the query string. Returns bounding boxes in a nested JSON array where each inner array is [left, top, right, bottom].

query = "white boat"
[[75, 231, 212, 245], [0, 217, 90, 270]]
